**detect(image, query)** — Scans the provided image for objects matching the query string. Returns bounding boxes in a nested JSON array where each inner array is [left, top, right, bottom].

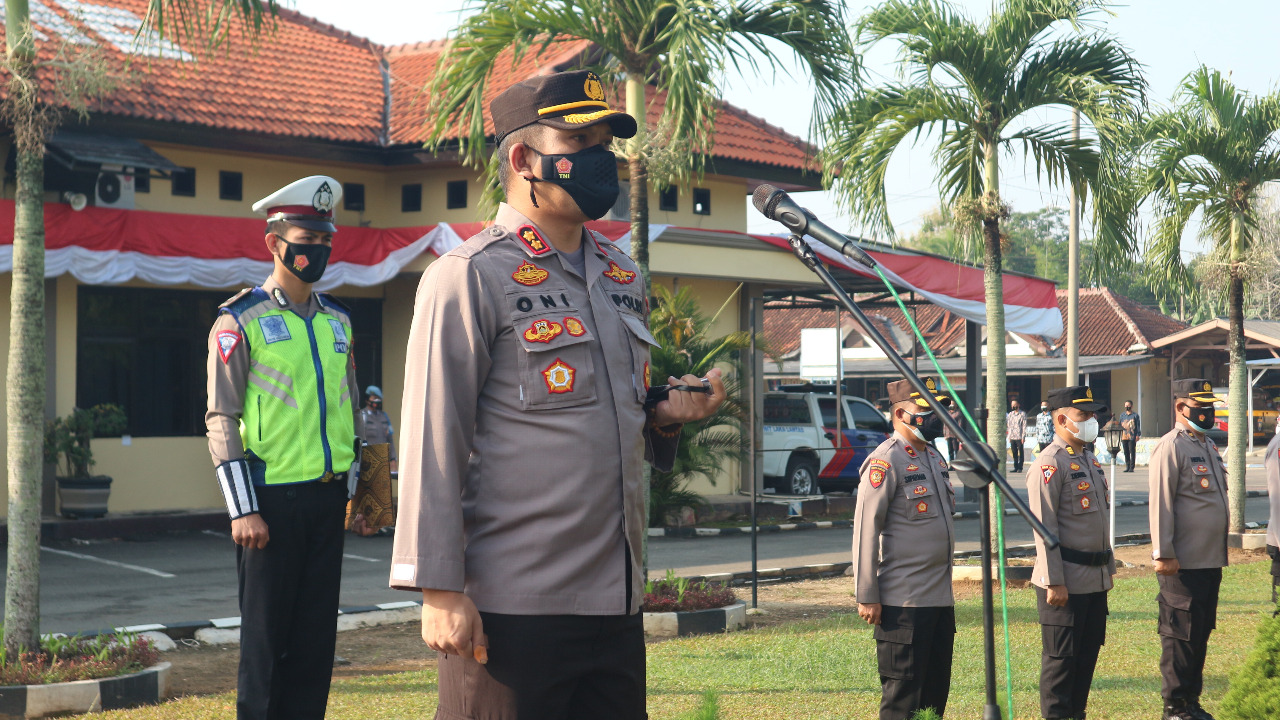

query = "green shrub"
[[1220, 609, 1280, 720], [0, 631, 159, 685]]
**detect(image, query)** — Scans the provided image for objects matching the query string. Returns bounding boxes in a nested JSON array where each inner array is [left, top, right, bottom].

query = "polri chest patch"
[[328, 319, 349, 353], [259, 315, 292, 344]]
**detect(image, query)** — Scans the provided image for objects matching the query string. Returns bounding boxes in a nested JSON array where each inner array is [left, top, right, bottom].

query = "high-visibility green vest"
[[224, 290, 356, 485]]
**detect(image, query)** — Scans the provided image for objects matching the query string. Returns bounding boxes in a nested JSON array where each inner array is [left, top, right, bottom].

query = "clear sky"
[[294, 0, 1280, 256]]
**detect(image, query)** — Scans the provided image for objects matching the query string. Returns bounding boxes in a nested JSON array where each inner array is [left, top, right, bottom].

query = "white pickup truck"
[[762, 391, 892, 495]]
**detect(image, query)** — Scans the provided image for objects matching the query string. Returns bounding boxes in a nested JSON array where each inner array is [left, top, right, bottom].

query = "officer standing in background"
[[1036, 401, 1055, 452], [360, 385, 397, 472], [1118, 400, 1141, 472], [1026, 386, 1114, 720], [1149, 379, 1228, 720], [1007, 400, 1028, 473], [1264, 430, 1280, 602], [852, 377, 957, 720], [206, 176, 361, 720], [389, 70, 725, 719]]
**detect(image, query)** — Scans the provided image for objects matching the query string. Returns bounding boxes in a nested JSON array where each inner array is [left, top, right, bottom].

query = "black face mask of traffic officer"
[[1183, 404, 1215, 432], [274, 235, 331, 284], [526, 144, 621, 220]]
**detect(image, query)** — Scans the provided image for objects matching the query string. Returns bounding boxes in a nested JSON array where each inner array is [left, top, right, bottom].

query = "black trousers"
[[1010, 440, 1025, 471], [1036, 587, 1108, 719], [875, 605, 956, 720], [435, 612, 646, 720], [1157, 568, 1222, 702], [1121, 438, 1138, 471], [236, 481, 349, 720]]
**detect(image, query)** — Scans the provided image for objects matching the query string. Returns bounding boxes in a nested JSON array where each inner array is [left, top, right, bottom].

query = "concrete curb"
[[0, 662, 169, 718], [643, 601, 747, 638]]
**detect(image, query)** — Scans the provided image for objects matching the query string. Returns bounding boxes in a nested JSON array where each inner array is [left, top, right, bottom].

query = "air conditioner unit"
[[94, 164, 135, 209]]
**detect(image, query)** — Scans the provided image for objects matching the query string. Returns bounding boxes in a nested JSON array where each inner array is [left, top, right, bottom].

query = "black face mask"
[[275, 236, 330, 284], [907, 410, 946, 442], [1184, 406, 1215, 432], [369, 399, 381, 409], [527, 144, 620, 220]]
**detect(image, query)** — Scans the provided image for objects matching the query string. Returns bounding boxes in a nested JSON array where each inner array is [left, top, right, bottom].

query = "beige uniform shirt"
[[852, 432, 956, 607], [1148, 425, 1229, 569], [1267, 433, 1280, 548], [205, 275, 362, 469], [1026, 436, 1115, 593], [389, 204, 677, 615]]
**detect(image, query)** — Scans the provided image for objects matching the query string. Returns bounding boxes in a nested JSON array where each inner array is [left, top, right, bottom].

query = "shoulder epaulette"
[[452, 226, 508, 259], [220, 288, 269, 316], [316, 293, 352, 315]]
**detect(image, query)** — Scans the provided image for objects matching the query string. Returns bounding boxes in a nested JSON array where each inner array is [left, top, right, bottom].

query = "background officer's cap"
[[365, 385, 383, 398], [491, 70, 638, 144], [1048, 385, 1107, 413], [1173, 378, 1223, 403], [887, 377, 951, 408], [253, 176, 343, 233]]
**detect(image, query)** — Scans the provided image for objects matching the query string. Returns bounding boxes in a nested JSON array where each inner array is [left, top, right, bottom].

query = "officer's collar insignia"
[[584, 72, 605, 100], [1070, 462, 1081, 471], [524, 319, 563, 344], [904, 445, 917, 458], [272, 288, 289, 307], [1041, 465, 1057, 484], [512, 261, 549, 286], [1077, 481, 1090, 491], [1080, 496, 1091, 509], [1093, 458, 1102, 468], [603, 260, 637, 284], [543, 358, 575, 394], [516, 225, 551, 256], [905, 463, 919, 471], [555, 157, 574, 179], [564, 317, 586, 337], [312, 181, 334, 213], [1066, 446, 1075, 455], [216, 330, 241, 364], [913, 485, 928, 495]]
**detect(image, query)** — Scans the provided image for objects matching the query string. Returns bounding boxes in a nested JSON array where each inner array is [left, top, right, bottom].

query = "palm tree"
[[420, 0, 855, 288], [821, 0, 1143, 467], [2, 0, 277, 654], [1127, 66, 1280, 534]]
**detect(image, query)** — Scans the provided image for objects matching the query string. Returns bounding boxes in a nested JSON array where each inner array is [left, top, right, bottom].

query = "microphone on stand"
[[751, 184, 877, 270]]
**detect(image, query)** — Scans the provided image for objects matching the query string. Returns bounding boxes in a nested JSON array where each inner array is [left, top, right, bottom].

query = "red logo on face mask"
[[293, 255, 309, 271], [555, 158, 573, 178]]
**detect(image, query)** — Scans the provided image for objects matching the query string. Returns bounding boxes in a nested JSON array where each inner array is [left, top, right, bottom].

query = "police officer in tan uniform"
[[1266, 430, 1280, 601], [1149, 379, 1228, 720], [852, 377, 956, 720], [389, 70, 725, 720], [360, 385, 396, 472], [1026, 385, 1113, 720], [205, 176, 362, 720]]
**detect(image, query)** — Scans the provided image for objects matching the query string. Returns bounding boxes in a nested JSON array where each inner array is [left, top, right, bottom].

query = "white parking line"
[[41, 546, 176, 578], [342, 553, 381, 563]]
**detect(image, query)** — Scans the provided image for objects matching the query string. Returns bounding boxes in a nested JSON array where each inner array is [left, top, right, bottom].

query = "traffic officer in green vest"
[[205, 175, 362, 720]]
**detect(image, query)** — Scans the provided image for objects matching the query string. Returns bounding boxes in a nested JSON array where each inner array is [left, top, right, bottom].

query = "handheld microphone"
[[751, 184, 877, 269]]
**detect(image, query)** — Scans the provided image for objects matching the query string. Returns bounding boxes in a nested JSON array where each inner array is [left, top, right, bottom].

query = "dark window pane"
[[693, 187, 710, 215], [219, 171, 243, 201], [446, 180, 467, 210], [659, 186, 677, 212], [402, 184, 422, 213], [763, 396, 811, 424], [171, 167, 196, 197], [344, 183, 365, 212], [134, 172, 150, 193], [849, 400, 889, 432], [817, 397, 839, 427]]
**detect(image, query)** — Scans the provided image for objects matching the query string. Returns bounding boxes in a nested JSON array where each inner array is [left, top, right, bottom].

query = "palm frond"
[[141, 0, 277, 51]]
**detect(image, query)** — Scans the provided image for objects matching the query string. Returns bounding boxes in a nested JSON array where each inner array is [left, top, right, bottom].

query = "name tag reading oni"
[[259, 315, 292, 344]]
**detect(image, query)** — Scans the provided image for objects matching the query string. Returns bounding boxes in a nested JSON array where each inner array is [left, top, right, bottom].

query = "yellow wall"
[[93, 437, 223, 512], [640, 177, 748, 231]]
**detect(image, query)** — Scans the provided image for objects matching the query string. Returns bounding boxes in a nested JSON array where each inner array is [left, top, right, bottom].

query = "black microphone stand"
[[782, 234, 1058, 720]]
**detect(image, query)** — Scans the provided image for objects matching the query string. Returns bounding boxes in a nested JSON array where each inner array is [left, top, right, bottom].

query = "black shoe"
[[1163, 699, 1198, 720], [1186, 701, 1215, 720]]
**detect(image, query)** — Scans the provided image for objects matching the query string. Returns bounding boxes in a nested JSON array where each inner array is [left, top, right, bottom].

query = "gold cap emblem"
[[584, 72, 605, 101], [1204, 382, 1212, 392], [926, 378, 936, 391]]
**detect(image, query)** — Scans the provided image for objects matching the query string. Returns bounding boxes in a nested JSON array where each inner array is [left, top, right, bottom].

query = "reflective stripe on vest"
[[236, 304, 355, 484]]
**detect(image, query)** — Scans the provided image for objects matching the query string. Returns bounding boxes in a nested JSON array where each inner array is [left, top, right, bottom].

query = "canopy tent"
[[0, 200, 1061, 336]]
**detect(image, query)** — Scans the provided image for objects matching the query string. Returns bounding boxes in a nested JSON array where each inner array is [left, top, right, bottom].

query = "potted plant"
[[44, 404, 127, 519]]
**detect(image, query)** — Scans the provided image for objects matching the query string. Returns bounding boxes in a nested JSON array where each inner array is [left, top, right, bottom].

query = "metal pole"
[[1110, 448, 1117, 551], [835, 307, 844, 495], [749, 297, 759, 608], [1249, 369, 1255, 456], [1067, 108, 1081, 385], [979, 484, 1001, 720]]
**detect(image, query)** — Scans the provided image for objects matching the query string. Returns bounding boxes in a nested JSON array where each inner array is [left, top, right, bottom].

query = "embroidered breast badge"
[[524, 319, 563, 344], [542, 359, 575, 394], [603, 261, 636, 284], [512, 261, 549, 286]]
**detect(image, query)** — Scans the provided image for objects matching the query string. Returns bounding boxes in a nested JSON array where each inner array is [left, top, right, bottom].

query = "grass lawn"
[[97, 561, 1274, 720]]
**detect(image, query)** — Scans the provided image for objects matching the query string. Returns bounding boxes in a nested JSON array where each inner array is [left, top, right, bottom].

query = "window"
[[219, 171, 243, 201], [171, 167, 196, 197], [659, 186, 678, 212], [817, 398, 840, 428], [692, 187, 710, 215], [134, 172, 150, 194], [401, 183, 422, 213], [763, 396, 811, 425], [344, 183, 365, 212], [610, 180, 630, 221], [446, 180, 467, 209], [77, 287, 384, 438], [848, 399, 890, 433]]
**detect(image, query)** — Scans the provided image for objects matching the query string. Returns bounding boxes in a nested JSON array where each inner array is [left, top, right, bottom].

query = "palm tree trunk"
[[4, 90, 46, 655], [1226, 214, 1246, 534], [625, 75, 650, 291], [981, 142, 1006, 550]]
